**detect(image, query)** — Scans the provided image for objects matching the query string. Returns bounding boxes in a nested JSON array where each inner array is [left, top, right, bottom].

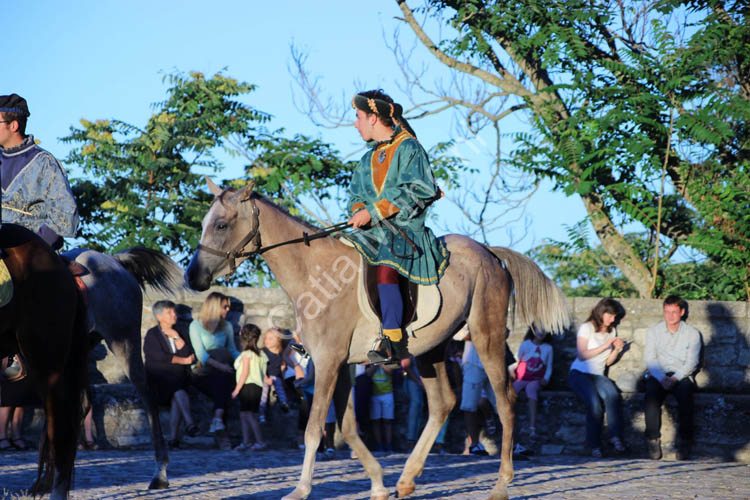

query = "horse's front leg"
[[282, 357, 342, 500], [335, 366, 388, 500], [397, 356, 455, 498]]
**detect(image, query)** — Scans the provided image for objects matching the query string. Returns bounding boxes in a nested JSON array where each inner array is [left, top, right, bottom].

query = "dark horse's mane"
[[0, 222, 43, 247]]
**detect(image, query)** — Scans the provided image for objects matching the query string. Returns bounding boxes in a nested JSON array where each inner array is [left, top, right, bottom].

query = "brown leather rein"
[[196, 197, 352, 275]]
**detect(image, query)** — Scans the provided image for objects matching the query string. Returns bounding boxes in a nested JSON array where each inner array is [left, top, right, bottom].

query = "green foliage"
[[423, 0, 750, 299], [530, 221, 747, 301], [65, 71, 268, 259], [528, 221, 639, 298], [64, 71, 354, 285]]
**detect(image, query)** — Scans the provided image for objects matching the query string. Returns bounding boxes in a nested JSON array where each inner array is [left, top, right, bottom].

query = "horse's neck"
[[254, 198, 346, 300]]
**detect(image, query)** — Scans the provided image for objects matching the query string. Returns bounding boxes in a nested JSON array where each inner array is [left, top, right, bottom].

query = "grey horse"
[[186, 179, 569, 500], [64, 246, 184, 490]]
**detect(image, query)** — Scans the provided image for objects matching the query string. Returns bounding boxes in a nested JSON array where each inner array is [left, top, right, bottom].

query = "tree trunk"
[[581, 194, 652, 298]]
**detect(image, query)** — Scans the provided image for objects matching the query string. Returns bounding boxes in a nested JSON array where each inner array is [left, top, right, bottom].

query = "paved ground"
[[1, 448, 748, 499]]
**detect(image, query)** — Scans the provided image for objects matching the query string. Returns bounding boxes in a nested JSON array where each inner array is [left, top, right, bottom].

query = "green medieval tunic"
[[346, 127, 449, 285]]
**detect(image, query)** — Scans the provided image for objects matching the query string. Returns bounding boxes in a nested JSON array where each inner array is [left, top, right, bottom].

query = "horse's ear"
[[205, 176, 223, 197], [239, 180, 255, 201]]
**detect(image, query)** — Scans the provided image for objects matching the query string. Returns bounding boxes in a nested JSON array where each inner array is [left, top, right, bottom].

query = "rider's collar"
[[367, 126, 403, 149], [1, 135, 35, 155]]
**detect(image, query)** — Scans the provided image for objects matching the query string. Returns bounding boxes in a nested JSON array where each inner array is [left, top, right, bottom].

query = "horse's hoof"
[[148, 477, 169, 490], [486, 488, 509, 500], [371, 491, 390, 500], [395, 481, 415, 498], [281, 488, 310, 500]]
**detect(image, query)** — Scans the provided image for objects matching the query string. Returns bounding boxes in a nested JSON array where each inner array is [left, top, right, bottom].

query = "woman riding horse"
[[347, 90, 446, 364]]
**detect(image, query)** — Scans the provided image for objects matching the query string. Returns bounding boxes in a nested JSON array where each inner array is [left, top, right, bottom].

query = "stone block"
[[735, 443, 750, 462], [633, 328, 648, 347], [573, 297, 602, 314], [706, 320, 745, 344], [615, 371, 640, 393], [618, 298, 666, 320], [695, 371, 711, 389], [689, 301, 747, 319], [704, 346, 736, 367], [739, 347, 750, 366], [555, 424, 585, 443], [540, 444, 564, 455]]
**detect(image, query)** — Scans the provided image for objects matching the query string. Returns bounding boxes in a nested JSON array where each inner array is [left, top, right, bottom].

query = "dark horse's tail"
[[114, 246, 186, 295]]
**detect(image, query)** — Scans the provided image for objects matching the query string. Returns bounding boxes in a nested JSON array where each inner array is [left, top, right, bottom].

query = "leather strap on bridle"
[[197, 197, 262, 275], [197, 192, 436, 276], [197, 196, 352, 276]]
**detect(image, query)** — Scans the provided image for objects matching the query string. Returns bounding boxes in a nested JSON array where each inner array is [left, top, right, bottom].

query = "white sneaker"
[[209, 417, 224, 434]]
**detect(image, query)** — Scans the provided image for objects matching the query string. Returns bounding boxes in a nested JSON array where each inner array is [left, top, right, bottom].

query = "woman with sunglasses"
[[189, 292, 239, 440]]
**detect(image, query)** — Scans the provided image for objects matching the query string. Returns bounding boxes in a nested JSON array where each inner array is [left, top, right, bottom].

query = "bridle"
[[197, 195, 351, 276]]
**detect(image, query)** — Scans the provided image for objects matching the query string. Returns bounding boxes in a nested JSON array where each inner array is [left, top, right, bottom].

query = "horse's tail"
[[113, 246, 185, 295], [486, 246, 570, 335]]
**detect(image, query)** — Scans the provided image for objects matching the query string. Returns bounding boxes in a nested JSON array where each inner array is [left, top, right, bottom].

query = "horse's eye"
[[216, 223, 228, 231]]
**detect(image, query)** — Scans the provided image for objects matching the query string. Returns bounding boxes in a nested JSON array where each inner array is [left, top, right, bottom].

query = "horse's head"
[[185, 177, 260, 291]]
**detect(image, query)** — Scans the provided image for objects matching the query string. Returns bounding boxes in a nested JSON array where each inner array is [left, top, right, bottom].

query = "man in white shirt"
[[644, 295, 702, 460]]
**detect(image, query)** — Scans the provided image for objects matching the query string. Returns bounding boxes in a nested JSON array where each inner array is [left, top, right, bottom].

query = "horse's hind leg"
[[334, 365, 388, 500], [396, 345, 455, 498], [107, 336, 169, 489], [468, 283, 516, 500]]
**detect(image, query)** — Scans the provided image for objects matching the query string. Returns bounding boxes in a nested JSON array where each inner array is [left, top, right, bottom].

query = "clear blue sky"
[[5, 0, 587, 252]]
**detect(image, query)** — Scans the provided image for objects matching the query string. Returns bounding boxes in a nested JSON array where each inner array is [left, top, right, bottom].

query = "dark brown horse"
[[0, 223, 88, 500]]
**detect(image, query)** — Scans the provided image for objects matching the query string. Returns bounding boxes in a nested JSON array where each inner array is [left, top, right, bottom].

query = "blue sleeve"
[[224, 323, 240, 360], [189, 321, 210, 365]]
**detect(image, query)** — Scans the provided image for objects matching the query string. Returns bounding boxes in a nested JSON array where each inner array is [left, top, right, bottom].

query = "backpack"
[[517, 346, 545, 382]]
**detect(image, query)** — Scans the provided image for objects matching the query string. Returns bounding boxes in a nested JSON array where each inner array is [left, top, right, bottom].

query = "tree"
[[530, 222, 745, 300], [65, 71, 354, 285], [388, 0, 749, 299]]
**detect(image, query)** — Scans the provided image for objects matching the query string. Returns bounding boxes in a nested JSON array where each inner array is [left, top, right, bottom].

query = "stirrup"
[[367, 334, 408, 365], [368, 335, 393, 365]]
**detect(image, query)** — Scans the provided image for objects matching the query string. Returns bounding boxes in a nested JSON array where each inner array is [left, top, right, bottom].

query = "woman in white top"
[[568, 298, 626, 457]]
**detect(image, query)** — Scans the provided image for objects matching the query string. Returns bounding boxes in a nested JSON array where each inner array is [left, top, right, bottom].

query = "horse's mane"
[[217, 189, 323, 233]]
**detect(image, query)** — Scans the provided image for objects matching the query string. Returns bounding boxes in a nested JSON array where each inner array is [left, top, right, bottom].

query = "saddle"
[[0, 258, 12, 308], [355, 255, 442, 337]]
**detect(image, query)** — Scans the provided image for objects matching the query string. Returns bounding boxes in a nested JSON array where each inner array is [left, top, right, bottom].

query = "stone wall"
[[92, 289, 749, 394], [30, 289, 750, 461]]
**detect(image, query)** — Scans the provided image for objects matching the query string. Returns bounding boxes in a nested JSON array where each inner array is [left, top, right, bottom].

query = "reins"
[[197, 193, 424, 276], [196, 196, 353, 275]]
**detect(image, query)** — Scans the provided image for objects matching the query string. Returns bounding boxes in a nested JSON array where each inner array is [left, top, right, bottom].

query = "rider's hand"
[[348, 209, 371, 228]]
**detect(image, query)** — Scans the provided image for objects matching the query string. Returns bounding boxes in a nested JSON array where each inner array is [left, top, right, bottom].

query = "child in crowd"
[[231, 324, 268, 450], [259, 327, 290, 423], [366, 364, 395, 453], [509, 327, 554, 438]]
